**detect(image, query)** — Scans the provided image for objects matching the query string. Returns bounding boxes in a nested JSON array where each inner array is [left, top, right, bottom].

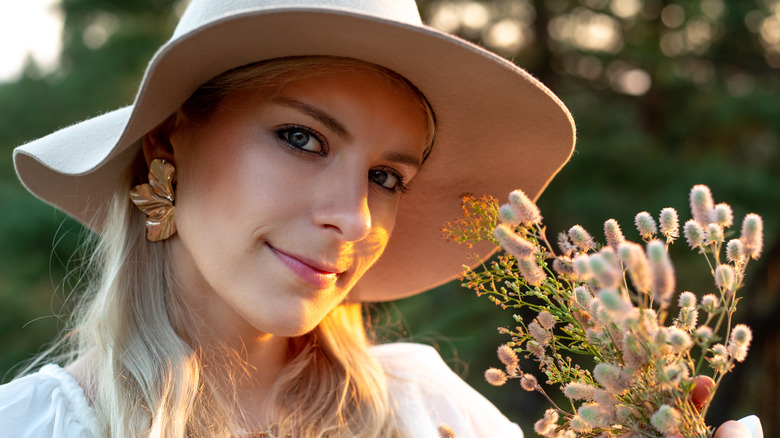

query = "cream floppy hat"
[[13, 0, 575, 302]]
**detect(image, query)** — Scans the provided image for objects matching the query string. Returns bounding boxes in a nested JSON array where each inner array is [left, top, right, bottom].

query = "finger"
[[691, 375, 715, 410], [714, 420, 751, 438]]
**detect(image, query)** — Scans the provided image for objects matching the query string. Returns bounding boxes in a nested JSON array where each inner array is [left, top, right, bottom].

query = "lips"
[[267, 243, 344, 288]]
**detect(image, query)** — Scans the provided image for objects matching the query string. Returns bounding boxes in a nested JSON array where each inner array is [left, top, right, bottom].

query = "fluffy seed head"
[[641, 308, 660, 333], [711, 343, 729, 357], [528, 321, 550, 345], [695, 325, 713, 341], [604, 219, 626, 250], [577, 404, 609, 427], [713, 203, 734, 228], [563, 382, 597, 401], [600, 246, 619, 266], [661, 362, 688, 386], [667, 327, 693, 354], [494, 224, 537, 259], [552, 257, 575, 278], [684, 219, 706, 249], [731, 324, 752, 346], [701, 294, 719, 313], [574, 286, 593, 308], [651, 405, 681, 434], [593, 388, 618, 409], [525, 340, 545, 359], [659, 207, 680, 242], [569, 415, 592, 433], [706, 223, 724, 245], [485, 367, 508, 386], [710, 344, 730, 373], [593, 363, 626, 393], [621, 332, 647, 369], [498, 203, 520, 225], [726, 239, 745, 264], [598, 288, 630, 313], [520, 373, 538, 391], [729, 344, 750, 363], [635, 211, 657, 240], [589, 253, 621, 289], [543, 408, 559, 424], [589, 300, 609, 326], [507, 189, 542, 226], [740, 213, 763, 259], [557, 232, 576, 257], [728, 324, 753, 362], [573, 254, 592, 281], [678, 291, 697, 308], [517, 258, 547, 286], [537, 310, 556, 330], [690, 184, 715, 226], [647, 240, 675, 307], [676, 307, 698, 332], [714, 264, 736, 294], [616, 405, 635, 423], [569, 225, 596, 253], [619, 242, 652, 294], [497, 344, 519, 367], [533, 409, 559, 436]]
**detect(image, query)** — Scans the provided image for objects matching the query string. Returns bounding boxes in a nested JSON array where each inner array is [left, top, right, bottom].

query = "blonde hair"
[[33, 56, 435, 437]]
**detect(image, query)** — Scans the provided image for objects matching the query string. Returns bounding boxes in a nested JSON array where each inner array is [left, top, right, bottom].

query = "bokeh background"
[[1, 0, 778, 435]]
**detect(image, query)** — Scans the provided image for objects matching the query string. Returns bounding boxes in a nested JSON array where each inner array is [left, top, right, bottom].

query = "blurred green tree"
[[0, 0, 180, 378]]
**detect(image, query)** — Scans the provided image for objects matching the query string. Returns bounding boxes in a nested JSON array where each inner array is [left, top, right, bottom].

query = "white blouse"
[[0, 342, 521, 437], [0, 363, 98, 437]]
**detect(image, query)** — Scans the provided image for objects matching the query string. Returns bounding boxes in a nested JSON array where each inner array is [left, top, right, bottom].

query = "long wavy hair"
[[28, 56, 435, 437]]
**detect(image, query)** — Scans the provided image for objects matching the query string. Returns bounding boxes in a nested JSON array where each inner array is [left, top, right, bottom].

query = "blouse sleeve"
[[371, 342, 523, 438], [0, 364, 98, 438]]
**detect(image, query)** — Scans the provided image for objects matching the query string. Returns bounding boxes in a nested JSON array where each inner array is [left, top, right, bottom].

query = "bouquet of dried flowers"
[[441, 185, 762, 438]]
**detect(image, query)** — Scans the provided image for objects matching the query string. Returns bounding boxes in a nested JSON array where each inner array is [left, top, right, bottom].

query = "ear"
[[141, 112, 182, 167]]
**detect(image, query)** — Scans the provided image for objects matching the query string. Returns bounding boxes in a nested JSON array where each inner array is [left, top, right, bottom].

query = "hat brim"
[[14, 7, 575, 301]]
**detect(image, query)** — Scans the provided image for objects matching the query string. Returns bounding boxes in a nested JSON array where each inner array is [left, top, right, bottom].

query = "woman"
[[1, 0, 757, 437]]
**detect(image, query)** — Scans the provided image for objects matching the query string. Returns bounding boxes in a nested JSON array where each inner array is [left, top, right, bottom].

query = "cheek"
[[175, 151, 244, 229], [352, 204, 396, 273]]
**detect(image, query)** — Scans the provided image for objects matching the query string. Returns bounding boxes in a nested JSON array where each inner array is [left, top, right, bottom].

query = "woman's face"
[[161, 66, 429, 339]]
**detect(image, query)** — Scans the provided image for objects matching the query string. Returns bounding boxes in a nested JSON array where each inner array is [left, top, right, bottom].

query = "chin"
[[272, 324, 320, 338], [258, 313, 325, 338]]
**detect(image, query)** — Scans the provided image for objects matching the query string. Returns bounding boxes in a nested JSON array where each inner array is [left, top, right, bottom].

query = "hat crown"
[[174, 0, 423, 39]]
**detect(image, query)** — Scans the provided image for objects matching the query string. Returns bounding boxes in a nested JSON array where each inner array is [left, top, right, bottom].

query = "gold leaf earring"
[[129, 158, 177, 241]]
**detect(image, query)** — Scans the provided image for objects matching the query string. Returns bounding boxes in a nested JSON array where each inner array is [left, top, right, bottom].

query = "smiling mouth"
[[267, 243, 344, 288]]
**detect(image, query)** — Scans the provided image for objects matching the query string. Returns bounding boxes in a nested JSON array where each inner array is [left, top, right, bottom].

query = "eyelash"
[[372, 166, 409, 194], [275, 124, 328, 155], [274, 124, 409, 194]]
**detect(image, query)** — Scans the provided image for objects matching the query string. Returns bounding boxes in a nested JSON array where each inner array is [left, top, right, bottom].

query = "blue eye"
[[277, 126, 323, 153], [369, 168, 406, 193]]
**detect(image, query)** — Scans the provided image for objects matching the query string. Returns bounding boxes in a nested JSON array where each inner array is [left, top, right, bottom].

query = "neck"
[[198, 332, 292, 432]]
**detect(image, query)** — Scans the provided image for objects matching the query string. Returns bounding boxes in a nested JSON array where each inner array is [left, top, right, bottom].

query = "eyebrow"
[[383, 151, 423, 170], [272, 97, 352, 141], [272, 96, 423, 169]]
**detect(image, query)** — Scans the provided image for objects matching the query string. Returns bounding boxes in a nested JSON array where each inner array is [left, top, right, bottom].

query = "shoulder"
[[0, 364, 98, 438], [370, 342, 523, 438]]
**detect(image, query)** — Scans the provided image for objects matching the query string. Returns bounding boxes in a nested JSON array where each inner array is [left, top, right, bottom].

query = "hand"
[[714, 421, 751, 438], [692, 376, 752, 438]]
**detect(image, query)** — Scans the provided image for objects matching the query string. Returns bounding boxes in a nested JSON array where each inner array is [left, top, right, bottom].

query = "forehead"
[[223, 65, 427, 129], [186, 65, 429, 150], [181, 58, 436, 146]]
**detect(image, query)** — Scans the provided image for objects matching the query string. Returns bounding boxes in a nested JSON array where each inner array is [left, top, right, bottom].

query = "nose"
[[313, 169, 372, 242]]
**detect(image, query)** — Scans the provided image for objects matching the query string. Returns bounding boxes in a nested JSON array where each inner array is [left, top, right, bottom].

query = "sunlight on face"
[[162, 66, 430, 340]]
